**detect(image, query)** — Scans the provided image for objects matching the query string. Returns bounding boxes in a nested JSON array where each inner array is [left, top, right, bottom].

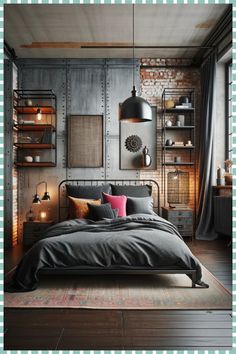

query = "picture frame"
[[67, 115, 103, 168]]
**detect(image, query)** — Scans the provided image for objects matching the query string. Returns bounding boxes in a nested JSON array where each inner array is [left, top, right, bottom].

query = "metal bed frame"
[[58, 179, 160, 221], [40, 179, 197, 287]]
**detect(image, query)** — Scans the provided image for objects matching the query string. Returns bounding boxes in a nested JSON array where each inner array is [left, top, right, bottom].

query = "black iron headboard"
[[58, 179, 160, 221]]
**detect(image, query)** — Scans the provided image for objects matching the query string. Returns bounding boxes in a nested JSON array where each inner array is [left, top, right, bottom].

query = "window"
[[225, 61, 232, 161]]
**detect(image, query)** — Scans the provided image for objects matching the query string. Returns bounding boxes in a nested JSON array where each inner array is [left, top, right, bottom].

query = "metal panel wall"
[[67, 61, 105, 180], [15, 58, 141, 240], [105, 60, 140, 180]]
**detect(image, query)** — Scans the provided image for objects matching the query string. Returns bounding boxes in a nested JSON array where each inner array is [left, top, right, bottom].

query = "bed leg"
[[191, 271, 196, 288]]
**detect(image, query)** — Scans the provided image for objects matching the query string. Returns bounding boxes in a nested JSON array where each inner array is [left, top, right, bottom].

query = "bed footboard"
[[39, 268, 198, 288]]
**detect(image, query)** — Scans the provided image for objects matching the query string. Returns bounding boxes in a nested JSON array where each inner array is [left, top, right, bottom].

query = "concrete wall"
[[213, 63, 226, 183]]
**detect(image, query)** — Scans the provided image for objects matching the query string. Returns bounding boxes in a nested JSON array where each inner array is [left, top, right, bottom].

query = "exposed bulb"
[[36, 108, 42, 121]]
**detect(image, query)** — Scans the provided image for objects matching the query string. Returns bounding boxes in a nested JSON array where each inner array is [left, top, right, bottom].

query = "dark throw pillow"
[[66, 184, 111, 200], [88, 203, 118, 221], [126, 196, 155, 215], [111, 184, 152, 197]]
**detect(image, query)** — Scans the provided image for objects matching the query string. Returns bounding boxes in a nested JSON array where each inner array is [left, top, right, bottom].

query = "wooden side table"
[[212, 185, 232, 197], [162, 207, 194, 240], [23, 221, 54, 246]]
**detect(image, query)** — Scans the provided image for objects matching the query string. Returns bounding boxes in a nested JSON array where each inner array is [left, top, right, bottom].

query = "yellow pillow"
[[68, 196, 101, 219]]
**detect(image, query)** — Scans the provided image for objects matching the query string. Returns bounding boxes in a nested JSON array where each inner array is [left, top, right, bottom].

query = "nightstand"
[[23, 221, 54, 246], [162, 207, 193, 240]]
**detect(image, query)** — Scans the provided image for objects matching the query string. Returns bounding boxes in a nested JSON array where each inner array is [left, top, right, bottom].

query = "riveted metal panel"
[[105, 59, 140, 179], [14, 58, 142, 235], [67, 64, 105, 180], [68, 66, 104, 115], [105, 137, 139, 180]]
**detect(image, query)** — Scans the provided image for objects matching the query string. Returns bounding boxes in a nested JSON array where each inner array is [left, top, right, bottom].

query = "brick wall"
[[12, 64, 18, 246], [139, 58, 201, 215]]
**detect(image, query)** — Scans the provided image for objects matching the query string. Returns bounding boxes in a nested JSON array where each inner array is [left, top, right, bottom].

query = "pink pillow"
[[102, 192, 127, 217]]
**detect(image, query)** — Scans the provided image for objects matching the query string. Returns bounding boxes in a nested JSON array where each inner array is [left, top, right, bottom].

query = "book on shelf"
[[41, 129, 52, 144], [173, 142, 184, 146], [175, 104, 192, 109]]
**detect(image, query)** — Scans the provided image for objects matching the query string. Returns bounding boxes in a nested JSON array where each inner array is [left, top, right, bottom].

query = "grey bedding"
[[5, 214, 205, 292]]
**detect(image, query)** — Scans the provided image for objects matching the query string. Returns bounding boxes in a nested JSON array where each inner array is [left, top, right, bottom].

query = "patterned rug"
[[4, 267, 231, 309]]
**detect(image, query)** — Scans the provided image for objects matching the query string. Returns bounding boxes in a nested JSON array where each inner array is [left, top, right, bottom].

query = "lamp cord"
[[132, 4, 135, 89]]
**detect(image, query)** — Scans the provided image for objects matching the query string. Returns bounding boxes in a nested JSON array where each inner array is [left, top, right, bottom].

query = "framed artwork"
[[120, 107, 157, 170], [68, 115, 103, 168]]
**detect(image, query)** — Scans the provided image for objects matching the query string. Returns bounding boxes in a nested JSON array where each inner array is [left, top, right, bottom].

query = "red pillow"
[[102, 192, 127, 217]]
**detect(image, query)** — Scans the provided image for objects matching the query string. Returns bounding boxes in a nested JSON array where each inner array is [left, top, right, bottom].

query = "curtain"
[[196, 52, 217, 240]]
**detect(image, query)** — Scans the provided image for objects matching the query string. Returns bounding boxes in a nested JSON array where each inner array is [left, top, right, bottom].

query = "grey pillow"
[[66, 184, 111, 199], [111, 184, 152, 197], [127, 196, 155, 215], [88, 203, 118, 221]]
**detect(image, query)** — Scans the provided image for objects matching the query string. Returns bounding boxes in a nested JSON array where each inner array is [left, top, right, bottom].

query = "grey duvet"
[[5, 214, 205, 292]]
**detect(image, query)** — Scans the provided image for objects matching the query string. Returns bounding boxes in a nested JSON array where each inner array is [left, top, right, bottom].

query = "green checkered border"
[[2, 0, 235, 352]]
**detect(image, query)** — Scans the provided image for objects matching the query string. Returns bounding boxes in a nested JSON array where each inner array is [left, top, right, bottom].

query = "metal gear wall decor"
[[125, 135, 142, 152]]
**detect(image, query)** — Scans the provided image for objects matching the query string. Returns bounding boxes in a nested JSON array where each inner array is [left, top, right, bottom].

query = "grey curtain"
[[196, 52, 217, 240]]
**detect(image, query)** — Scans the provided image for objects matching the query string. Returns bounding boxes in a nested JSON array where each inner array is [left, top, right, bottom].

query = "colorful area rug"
[[4, 267, 231, 310]]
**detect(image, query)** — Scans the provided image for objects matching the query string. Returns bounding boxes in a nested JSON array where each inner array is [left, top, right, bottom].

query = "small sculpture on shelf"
[[185, 140, 193, 147], [165, 120, 172, 127], [165, 139, 173, 146]]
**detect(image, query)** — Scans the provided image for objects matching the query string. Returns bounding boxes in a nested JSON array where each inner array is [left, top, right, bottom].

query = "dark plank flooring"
[[4, 237, 232, 350]]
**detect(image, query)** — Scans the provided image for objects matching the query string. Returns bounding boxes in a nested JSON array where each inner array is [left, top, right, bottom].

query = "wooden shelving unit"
[[15, 162, 56, 167], [163, 146, 195, 150], [14, 124, 56, 131], [14, 143, 55, 149], [162, 162, 195, 166], [14, 106, 55, 114], [13, 90, 57, 167]]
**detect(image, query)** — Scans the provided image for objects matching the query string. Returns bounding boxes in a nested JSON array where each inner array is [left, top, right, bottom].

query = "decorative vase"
[[142, 146, 152, 167], [165, 139, 173, 146]]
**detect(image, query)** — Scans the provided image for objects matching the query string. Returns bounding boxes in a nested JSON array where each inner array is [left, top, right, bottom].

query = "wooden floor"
[[4, 237, 232, 350]]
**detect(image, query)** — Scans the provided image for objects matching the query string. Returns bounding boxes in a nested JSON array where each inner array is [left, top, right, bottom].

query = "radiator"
[[213, 196, 232, 236]]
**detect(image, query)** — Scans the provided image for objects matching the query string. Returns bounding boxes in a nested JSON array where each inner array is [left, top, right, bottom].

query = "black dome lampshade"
[[42, 191, 50, 201], [32, 194, 41, 204], [120, 86, 152, 122], [120, 5, 152, 123]]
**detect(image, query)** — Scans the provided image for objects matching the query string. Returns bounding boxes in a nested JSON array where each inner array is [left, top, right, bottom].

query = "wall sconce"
[[167, 169, 189, 208], [32, 181, 50, 204], [36, 108, 42, 121]]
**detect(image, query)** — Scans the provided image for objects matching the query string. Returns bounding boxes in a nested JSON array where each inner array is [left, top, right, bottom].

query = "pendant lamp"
[[120, 5, 152, 122]]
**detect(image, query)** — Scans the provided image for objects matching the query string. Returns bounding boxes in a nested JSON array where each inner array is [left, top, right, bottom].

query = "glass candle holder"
[[39, 211, 47, 222]]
